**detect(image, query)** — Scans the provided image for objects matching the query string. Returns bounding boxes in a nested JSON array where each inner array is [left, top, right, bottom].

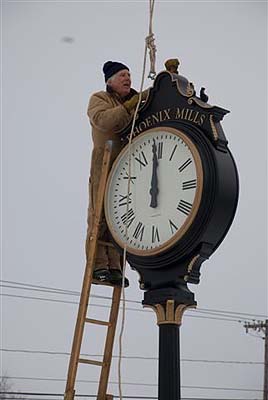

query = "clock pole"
[[143, 286, 196, 400]]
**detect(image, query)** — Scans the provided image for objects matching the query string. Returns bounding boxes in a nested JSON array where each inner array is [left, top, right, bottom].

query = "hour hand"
[[149, 139, 159, 208]]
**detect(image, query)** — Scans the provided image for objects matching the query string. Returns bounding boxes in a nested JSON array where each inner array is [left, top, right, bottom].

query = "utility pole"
[[244, 319, 268, 400]]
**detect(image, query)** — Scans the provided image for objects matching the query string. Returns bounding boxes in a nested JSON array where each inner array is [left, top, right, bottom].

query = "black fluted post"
[[158, 323, 181, 400], [143, 287, 196, 400]]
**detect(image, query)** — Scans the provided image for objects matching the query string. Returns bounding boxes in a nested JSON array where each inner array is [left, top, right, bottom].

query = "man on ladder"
[[86, 60, 147, 286]]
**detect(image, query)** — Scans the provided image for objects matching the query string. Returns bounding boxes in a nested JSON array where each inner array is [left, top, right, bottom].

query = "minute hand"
[[149, 139, 159, 208]]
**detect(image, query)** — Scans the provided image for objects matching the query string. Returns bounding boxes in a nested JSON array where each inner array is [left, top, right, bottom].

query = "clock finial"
[[165, 58, 180, 74]]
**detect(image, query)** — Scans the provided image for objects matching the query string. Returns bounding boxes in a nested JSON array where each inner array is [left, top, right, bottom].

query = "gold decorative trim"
[[184, 254, 200, 282], [209, 114, 219, 141], [157, 70, 194, 98], [155, 303, 166, 321], [186, 82, 195, 97], [144, 300, 196, 326], [175, 304, 195, 325], [187, 254, 200, 274], [166, 300, 175, 321], [187, 96, 213, 109]]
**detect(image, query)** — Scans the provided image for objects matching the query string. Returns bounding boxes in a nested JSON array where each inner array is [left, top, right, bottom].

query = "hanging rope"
[[117, 1, 156, 399], [147, 0, 157, 80]]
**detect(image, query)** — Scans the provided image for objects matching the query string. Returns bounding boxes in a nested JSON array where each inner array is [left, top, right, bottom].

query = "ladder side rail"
[[97, 286, 122, 400], [64, 142, 113, 400]]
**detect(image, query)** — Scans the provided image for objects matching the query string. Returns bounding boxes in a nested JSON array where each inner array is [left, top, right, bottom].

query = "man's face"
[[109, 69, 131, 97]]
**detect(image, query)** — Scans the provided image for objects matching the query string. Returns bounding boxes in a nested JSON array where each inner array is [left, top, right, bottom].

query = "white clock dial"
[[105, 127, 203, 256]]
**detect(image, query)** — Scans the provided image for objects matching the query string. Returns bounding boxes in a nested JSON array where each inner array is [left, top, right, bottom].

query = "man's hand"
[[123, 90, 149, 113]]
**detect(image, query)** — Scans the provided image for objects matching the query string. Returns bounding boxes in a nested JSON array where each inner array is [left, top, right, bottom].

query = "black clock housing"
[[113, 71, 239, 290]]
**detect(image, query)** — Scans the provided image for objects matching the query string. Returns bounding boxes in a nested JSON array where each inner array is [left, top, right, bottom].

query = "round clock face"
[[104, 127, 203, 256]]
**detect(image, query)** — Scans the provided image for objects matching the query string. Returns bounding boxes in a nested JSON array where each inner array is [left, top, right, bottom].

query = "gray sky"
[[1, 1, 268, 399]]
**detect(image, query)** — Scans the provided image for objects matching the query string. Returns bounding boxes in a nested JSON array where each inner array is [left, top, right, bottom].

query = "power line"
[[0, 395, 155, 400], [0, 394, 262, 400], [0, 377, 262, 392], [1, 279, 266, 320], [0, 392, 64, 400], [1, 293, 144, 312], [0, 293, 252, 323], [2, 280, 264, 324], [1, 347, 263, 365], [2, 395, 261, 400], [19, 397, 255, 400], [3, 281, 264, 317], [0, 284, 116, 304]]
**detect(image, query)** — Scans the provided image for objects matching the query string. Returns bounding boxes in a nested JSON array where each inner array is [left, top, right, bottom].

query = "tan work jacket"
[[86, 89, 134, 252], [87, 89, 134, 201], [87, 90, 132, 152]]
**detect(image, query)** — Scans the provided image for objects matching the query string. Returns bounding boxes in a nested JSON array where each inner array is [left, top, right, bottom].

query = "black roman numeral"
[[177, 200, 192, 216], [182, 179, 197, 190], [135, 151, 148, 169], [157, 142, 163, 159], [169, 219, 178, 234], [133, 222, 145, 241], [178, 158, 192, 172], [123, 172, 136, 184], [152, 225, 160, 243], [121, 208, 135, 227], [118, 193, 132, 206], [169, 144, 177, 161]]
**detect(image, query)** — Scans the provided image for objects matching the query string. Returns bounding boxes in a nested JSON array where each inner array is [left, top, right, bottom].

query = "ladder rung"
[[78, 358, 105, 367], [85, 318, 111, 327]]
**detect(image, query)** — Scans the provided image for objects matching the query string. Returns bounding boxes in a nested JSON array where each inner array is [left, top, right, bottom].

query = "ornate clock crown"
[[165, 58, 180, 74]]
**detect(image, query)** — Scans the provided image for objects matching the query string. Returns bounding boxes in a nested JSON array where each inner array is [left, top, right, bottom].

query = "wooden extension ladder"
[[64, 141, 121, 400]]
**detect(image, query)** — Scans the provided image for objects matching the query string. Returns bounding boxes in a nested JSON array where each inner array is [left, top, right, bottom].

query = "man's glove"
[[124, 89, 149, 113]]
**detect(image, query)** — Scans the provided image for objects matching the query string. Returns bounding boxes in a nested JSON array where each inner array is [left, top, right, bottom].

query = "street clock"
[[105, 127, 203, 255], [104, 64, 239, 291]]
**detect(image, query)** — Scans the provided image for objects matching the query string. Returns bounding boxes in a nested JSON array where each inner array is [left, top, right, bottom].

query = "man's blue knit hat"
[[103, 61, 129, 82]]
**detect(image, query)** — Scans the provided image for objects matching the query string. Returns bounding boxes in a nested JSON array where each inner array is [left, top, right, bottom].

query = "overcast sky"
[[2, 1, 268, 399]]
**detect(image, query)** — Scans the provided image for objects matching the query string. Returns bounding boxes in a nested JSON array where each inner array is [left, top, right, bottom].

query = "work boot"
[[109, 269, 129, 288], [93, 269, 111, 284]]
